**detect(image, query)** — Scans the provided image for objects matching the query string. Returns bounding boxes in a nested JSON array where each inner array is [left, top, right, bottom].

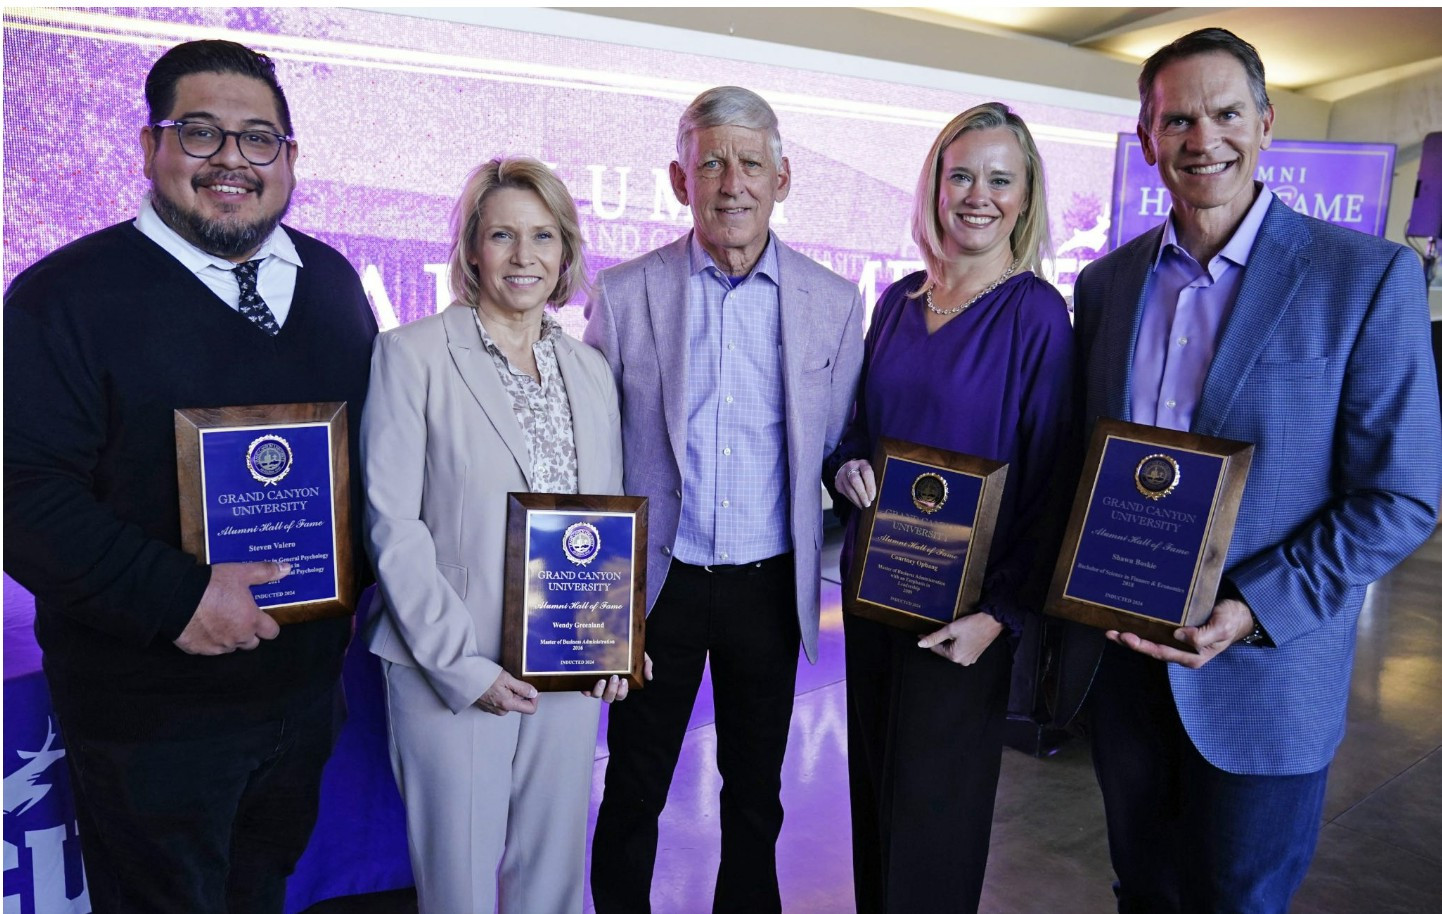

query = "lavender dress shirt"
[[674, 234, 791, 566], [828, 270, 1076, 635], [1131, 186, 1275, 430]]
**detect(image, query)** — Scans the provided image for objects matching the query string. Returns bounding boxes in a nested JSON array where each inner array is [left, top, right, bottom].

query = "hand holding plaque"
[[843, 438, 1008, 634], [1045, 419, 1253, 651], [174, 402, 356, 625], [502, 494, 648, 692]]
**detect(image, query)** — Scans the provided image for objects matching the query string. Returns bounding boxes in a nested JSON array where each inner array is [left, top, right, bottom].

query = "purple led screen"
[[1109, 133, 1396, 248], [2, 6, 1138, 330]]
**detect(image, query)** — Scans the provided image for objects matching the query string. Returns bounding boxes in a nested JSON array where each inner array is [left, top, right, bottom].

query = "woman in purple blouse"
[[826, 103, 1076, 913]]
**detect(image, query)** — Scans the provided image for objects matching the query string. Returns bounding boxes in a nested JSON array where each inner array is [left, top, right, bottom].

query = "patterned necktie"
[[232, 259, 280, 336]]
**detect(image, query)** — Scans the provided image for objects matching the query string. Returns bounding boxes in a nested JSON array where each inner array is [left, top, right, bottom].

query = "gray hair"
[[1139, 28, 1270, 130], [675, 86, 784, 167]]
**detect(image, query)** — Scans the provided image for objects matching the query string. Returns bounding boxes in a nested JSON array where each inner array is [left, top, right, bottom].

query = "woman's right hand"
[[835, 458, 877, 509], [476, 670, 540, 716]]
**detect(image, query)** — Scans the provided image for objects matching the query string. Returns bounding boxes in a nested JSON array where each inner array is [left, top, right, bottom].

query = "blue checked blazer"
[[1054, 196, 1442, 775]]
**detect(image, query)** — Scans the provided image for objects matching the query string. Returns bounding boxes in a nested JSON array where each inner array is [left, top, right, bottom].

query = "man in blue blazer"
[[584, 86, 863, 912], [1053, 28, 1442, 912]]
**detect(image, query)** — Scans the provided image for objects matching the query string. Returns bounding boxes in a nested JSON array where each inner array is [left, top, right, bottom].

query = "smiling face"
[[669, 123, 790, 276], [1139, 51, 1274, 233], [936, 126, 1028, 265], [470, 186, 564, 322], [142, 71, 296, 263]]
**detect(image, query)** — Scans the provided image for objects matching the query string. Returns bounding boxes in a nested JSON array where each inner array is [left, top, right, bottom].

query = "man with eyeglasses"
[[3, 39, 376, 913]]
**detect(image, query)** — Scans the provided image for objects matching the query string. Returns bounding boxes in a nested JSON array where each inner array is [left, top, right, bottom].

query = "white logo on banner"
[[3, 718, 91, 914]]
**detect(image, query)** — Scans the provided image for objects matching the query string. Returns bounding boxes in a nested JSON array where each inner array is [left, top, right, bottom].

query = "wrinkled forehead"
[[680, 122, 782, 168], [690, 124, 767, 152], [1147, 52, 1259, 114]]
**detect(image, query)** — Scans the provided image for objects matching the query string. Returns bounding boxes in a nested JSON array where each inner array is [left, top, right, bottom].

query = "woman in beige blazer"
[[362, 157, 630, 913]]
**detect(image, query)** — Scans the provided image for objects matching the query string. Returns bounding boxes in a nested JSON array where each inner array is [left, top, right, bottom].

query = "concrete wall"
[[565, 8, 1334, 137], [1323, 61, 1442, 313], [1326, 62, 1442, 238], [567, 6, 1436, 310]]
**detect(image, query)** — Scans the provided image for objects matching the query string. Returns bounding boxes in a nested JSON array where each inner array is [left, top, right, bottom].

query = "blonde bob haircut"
[[910, 102, 1053, 296], [447, 156, 590, 309]]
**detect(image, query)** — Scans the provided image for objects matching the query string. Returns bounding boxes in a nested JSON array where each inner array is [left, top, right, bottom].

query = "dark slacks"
[[1088, 642, 1329, 914], [54, 686, 342, 914], [844, 612, 1012, 914], [592, 555, 801, 914]]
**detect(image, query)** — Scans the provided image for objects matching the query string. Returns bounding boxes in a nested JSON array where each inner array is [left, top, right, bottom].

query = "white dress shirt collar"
[[135, 197, 302, 273]]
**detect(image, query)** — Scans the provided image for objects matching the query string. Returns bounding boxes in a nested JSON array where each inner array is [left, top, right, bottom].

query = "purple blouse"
[[828, 269, 1077, 636]]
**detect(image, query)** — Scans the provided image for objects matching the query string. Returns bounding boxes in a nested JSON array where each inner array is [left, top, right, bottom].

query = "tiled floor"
[[309, 525, 1442, 913]]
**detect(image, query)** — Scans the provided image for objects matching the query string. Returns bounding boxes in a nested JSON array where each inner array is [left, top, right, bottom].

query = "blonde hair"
[[910, 102, 1053, 295], [447, 156, 589, 308]]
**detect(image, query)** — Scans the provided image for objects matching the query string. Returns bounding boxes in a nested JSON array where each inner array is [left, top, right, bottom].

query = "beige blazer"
[[361, 303, 624, 713]]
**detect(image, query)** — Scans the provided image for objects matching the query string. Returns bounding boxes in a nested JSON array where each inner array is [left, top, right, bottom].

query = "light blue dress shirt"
[[673, 232, 792, 566]]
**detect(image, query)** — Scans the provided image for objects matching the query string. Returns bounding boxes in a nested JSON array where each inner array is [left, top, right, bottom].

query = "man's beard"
[[150, 176, 291, 260]]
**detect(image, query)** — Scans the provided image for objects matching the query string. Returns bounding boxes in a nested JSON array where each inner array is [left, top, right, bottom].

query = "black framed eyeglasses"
[[151, 119, 295, 166]]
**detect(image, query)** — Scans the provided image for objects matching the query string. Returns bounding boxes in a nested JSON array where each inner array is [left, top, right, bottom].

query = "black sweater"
[[4, 221, 378, 738]]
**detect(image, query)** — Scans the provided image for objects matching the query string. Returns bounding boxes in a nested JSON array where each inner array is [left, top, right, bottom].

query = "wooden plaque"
[[175, 402, 355, 625], [1045, 418, 1253, 651], [502, 493, 648, 692], [844, 437, 1008, 634]]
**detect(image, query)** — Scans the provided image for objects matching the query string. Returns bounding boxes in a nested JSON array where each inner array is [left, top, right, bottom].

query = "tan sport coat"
[[583, 234, 863, 662]]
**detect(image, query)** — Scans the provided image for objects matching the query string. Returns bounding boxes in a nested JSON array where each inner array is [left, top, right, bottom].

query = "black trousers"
[[53, 685, 342, 914], [592, 555, 801, 914], [845, 612, 1012, 914]]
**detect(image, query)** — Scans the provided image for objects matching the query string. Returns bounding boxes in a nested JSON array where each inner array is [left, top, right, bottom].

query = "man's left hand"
[[1107, 597, 1255, 669], [580, 652, 653, 702], [587, 675, 629, 703]]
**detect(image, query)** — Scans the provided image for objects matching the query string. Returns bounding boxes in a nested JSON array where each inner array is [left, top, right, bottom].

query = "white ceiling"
[[889, 6, 1442, 99]]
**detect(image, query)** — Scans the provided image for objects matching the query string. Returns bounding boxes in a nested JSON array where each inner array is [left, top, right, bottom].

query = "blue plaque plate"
[[1062, 438, 1221, 625], [844, 438, 1008, 634], [197, 423, 339, 609], [1046, 420, 1253, 649], [176, 402, 357, 624], [503, 494, 648, 691]]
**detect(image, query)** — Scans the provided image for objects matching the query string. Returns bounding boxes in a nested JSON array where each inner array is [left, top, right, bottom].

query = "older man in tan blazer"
[[585, 87, 863, 913]]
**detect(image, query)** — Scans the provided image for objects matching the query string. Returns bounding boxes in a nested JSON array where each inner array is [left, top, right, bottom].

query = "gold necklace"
[[925, 260, 1017, 316]]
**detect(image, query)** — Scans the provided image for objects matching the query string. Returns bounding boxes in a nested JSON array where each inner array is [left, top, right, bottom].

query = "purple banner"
[[2, 8, 1138, 321], [1063, 438, 1224, 625], [1110, 134, 1396, 248], [856, 457, 983, 625], [199, 423, 339, 608], [522, 510, 635, 677], [2, 671, 91, 914]]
